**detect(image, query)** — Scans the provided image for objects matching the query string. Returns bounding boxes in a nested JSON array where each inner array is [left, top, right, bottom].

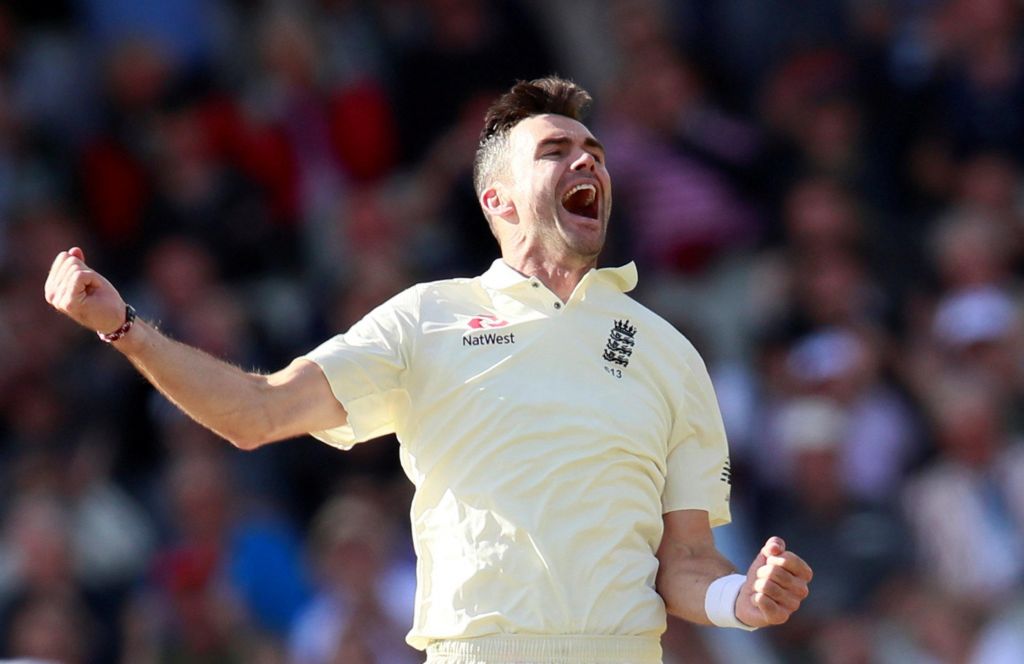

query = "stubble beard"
[[558, 203, 607, 261], [531, 198, 605, 264]]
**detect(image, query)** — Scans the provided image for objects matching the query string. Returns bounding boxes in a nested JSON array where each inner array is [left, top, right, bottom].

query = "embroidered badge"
[[602, 319, 636, 367]]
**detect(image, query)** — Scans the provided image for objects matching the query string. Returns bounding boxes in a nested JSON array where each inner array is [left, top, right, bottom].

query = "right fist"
[[44, 247, 127, 335]]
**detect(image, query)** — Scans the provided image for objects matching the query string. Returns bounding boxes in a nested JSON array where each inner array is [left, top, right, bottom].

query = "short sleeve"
[[662, 351, 732, 527], [301, 286, 419, 449]]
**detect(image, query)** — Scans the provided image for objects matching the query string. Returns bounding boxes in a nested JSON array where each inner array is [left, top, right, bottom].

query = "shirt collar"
[[480, 259, 638, 293]]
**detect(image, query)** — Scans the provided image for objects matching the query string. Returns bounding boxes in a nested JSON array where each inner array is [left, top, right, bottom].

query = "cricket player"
[[45, 76, 811, 663]]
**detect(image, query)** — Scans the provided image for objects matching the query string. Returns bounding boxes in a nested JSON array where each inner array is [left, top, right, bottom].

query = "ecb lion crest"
[[602, 319, 637, 367]]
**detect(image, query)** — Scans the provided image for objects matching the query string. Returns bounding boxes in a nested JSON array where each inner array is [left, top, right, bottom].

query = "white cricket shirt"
[[303, 260, 732, 650]]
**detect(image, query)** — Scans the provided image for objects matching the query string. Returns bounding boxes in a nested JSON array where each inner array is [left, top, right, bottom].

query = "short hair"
[[472, 77, 593, 202]]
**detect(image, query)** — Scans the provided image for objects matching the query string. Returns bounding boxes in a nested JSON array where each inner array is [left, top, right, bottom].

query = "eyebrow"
[[536, 136, 606, 160]]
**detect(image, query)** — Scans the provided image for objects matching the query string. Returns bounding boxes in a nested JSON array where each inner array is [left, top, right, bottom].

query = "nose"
[[571, 150, 596, 172]]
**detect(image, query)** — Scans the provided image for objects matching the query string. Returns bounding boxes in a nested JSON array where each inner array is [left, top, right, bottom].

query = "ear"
[[481, 184, 516, 222]]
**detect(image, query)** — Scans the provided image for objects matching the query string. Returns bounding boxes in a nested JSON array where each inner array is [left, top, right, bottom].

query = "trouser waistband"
[[425, 634, 662, 664]]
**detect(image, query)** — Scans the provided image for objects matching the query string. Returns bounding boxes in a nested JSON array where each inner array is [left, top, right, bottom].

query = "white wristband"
[[705, 574, 758, 630]]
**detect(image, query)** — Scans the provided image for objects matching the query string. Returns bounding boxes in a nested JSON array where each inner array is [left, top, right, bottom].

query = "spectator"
[[783, 328, 919, 502], [0, 495, 105, 662], [903, 373, 1024, 607], [137, 447, 311, 659], [760, 397, 908, 659], [289, 492, 418, 664]]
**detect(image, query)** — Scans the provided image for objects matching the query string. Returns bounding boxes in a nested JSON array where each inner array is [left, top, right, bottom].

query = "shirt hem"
[[425, 634, 662, 663]]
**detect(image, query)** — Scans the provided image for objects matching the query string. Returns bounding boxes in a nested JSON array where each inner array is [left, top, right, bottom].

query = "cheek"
[[529, 172, 559, 204]]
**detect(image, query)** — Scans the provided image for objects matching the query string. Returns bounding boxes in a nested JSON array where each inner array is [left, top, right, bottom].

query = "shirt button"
[[554, 302, 562, 309], [531, 282, 539, 288]]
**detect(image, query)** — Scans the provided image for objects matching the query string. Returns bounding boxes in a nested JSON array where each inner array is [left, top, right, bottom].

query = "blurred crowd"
[[1, 0, 1023, 662]]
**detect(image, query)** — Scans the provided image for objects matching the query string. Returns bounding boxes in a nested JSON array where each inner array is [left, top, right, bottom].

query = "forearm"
[[658, 511, 813, 629], [45, 248, 346, 446], [112, 318, 284, 449], [656, 538, 736, 624]]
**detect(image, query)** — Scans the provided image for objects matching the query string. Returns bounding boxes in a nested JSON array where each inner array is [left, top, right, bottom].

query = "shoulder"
[[413, 275, 481, 300], [376, 275, 481, 315]]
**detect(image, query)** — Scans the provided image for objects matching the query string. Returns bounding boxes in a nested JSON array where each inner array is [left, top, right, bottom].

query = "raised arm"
[[44, 247, 348, 449], [656, 509, 811, 629]]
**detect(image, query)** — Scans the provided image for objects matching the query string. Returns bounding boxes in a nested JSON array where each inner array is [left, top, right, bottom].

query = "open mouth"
[[561, 183, 599, 220]]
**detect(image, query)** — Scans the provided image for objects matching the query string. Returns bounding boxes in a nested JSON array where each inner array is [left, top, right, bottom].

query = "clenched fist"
[[44, 247, 127, 336], [736, 537, 812, 628]]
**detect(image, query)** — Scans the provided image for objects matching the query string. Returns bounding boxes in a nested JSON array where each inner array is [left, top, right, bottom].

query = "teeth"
[[562, 183, 597, 205]]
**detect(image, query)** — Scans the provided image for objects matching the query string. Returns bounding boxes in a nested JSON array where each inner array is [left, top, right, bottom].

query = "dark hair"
[[473, 76, 593, 199], [479, 77, 592, 145]]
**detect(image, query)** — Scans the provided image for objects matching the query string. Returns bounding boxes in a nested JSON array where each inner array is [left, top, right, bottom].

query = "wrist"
[[705, 574, 758, 631], [98, 304, 136, 343]]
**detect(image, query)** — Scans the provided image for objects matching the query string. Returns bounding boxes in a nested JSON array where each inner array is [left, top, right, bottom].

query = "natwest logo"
[[467, 313, 509, 330]]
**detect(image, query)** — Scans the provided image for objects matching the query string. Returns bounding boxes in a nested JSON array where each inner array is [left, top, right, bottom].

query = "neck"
[[501, 248, 596, 301]]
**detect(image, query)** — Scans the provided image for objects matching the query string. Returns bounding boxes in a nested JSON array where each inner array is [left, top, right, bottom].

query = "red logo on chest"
[[467, 314, 509, 329]]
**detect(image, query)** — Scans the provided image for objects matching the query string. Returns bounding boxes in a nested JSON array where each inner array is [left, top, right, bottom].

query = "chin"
[[564, 235, 605, 260]]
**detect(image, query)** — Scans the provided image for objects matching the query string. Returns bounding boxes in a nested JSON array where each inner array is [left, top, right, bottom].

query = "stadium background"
[[1, 0, 1024, 662]]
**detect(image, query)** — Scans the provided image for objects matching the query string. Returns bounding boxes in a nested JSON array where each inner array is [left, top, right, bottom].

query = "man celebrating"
[[45, 77, 810, 663]]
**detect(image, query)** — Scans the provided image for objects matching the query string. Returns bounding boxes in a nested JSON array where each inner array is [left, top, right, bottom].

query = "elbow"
[[224, 435, 256, 451], [223, 429, 272, 451], [221, 394, 281, 450], [227, 436, 261, 451]]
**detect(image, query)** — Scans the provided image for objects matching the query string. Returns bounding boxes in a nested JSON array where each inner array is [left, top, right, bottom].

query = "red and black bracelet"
[[98, 304, 136, 343]]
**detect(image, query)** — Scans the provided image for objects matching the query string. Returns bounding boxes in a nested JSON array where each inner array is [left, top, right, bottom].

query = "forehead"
[[509, 113, 596, 150]]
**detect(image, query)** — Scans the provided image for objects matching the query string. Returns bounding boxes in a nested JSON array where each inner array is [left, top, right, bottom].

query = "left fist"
[[737, 536, 812, 627]]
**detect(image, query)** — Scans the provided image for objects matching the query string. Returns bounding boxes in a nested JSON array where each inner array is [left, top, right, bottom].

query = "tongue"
[[563, 189, 596, 218]]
